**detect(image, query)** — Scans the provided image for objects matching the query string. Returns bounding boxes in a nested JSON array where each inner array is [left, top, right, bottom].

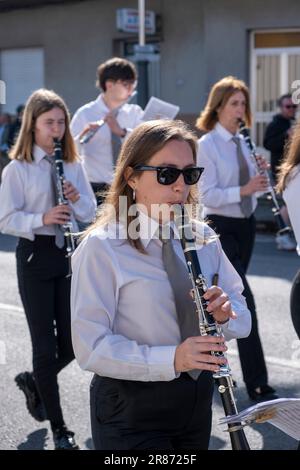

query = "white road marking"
[[0, 302, 23, 316], [227, 348, 300, 370], [1, 302, 299, 371]]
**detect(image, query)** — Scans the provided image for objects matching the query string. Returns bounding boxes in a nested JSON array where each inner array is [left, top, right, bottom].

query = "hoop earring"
[[132, 189, 136, 201]]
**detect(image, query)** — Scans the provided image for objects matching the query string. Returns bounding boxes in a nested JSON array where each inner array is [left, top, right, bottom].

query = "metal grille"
[[252, 40, 300, 150]]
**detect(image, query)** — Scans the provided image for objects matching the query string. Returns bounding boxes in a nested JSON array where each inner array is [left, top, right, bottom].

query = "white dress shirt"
[[70, 94, 144, 184], [0, 145, 96, 240], [283, 165, 300, 255], [71, 211, 251, 382], [197, 122, 258, 218]]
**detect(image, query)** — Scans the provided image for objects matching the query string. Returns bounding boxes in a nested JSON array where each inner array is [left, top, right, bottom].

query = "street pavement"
[[0, 231, 299, 451]]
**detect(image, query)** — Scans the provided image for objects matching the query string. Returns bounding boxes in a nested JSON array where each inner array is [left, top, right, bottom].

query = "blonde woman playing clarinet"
[[71, 119, 251, 450], [0, 89, 96, 450]]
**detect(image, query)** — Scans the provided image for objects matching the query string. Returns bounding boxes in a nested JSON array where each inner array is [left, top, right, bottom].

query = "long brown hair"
[[277, 120, 300, 192], [196, 76, 252, 132], [86, 120, 200, 252], [9, 88, 77, 163]]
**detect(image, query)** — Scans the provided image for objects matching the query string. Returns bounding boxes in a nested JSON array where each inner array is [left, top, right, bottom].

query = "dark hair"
[[96, 57, 137, 91], [277, 94, 292, 107], [16, 104, 25, 114]]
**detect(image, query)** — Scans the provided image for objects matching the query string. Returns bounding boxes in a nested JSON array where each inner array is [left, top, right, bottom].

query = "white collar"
[[100, 209, 181, 247], [137, 209, 180, 249], [95, 93, 130, 114], [33, 144, 50, 164], [98, 208, 206, 249], [95, 94, 109, 112], [215, 122, 241, 143]]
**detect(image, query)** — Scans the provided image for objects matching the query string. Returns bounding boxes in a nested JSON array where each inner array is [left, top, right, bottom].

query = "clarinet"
[[53, 138, 76, 277], [238, 119, 292, 236], [174, 205, 250, 450]]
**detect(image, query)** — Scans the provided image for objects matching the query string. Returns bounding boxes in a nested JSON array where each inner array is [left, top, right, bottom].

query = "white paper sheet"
[[142, 96, 180, 121], [219, 398, 300, 440]]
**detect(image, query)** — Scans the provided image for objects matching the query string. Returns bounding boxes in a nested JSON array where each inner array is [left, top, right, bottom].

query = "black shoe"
[[248, 385, 278, 402], [53, 425, 80, 450], [15, 371, 46, 422]]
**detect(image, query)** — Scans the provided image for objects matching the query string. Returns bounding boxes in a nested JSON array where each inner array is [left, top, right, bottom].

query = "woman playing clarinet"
[[0, 88, 96, 449], [71, 119, 251, 450]]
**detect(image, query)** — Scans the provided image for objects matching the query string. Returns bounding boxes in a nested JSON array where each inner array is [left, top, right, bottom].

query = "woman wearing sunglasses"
[[196, 76, 277, 403], [71, 119, 251, 450]]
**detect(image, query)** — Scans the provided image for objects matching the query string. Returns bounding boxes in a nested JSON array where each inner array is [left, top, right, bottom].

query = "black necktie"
[[44, 155, 65, 249], [232, 136, 253, 218], [160, 227, 201, 380]]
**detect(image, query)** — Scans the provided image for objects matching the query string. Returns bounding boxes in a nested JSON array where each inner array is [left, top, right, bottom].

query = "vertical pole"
[[137, 0, 149, 108], [138, 0, 145, 46]]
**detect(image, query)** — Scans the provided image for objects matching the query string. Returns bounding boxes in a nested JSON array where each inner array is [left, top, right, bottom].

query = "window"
[[250, 31, 300, 151], [0, 47, 44, 114]]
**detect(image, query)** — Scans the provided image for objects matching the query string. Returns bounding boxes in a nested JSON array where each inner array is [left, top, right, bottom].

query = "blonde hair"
[[9, 88, 77, 163], [196, 76, 252, 132], [86, 120, 200, 252], [277, 120, 300, 192]]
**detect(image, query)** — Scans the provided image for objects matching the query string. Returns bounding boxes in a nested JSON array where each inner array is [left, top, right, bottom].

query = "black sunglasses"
[[284, 104, 297, 109], [134, 165, 204, 185]]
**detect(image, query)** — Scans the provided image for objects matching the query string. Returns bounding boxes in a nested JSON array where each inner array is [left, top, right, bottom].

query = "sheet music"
[[142, 96, 180, 121], [219, 398, 300, 440]]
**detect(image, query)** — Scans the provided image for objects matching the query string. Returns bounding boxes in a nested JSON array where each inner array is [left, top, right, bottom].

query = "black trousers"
[[208, 214, 268, 391], [90, 182, 110, 206], [16, 236, 74, 423], [90, 371, 214, 450], [290, 269, 300, 339]]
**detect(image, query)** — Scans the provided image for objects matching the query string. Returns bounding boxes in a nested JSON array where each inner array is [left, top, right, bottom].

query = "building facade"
[[0, 0, 300, 144]]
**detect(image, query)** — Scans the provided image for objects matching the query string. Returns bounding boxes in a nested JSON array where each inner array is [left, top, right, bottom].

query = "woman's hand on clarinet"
[[43, 204, 72, 225], [240, 174, 269, 196], [174, 335, 228, 373], [203, 285, 237, 324], [255, 154, 270, 172], [63, 180, 80, 203]]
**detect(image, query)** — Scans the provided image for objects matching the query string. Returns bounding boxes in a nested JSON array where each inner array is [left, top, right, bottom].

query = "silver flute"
[[79, 90, 137, 144]]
